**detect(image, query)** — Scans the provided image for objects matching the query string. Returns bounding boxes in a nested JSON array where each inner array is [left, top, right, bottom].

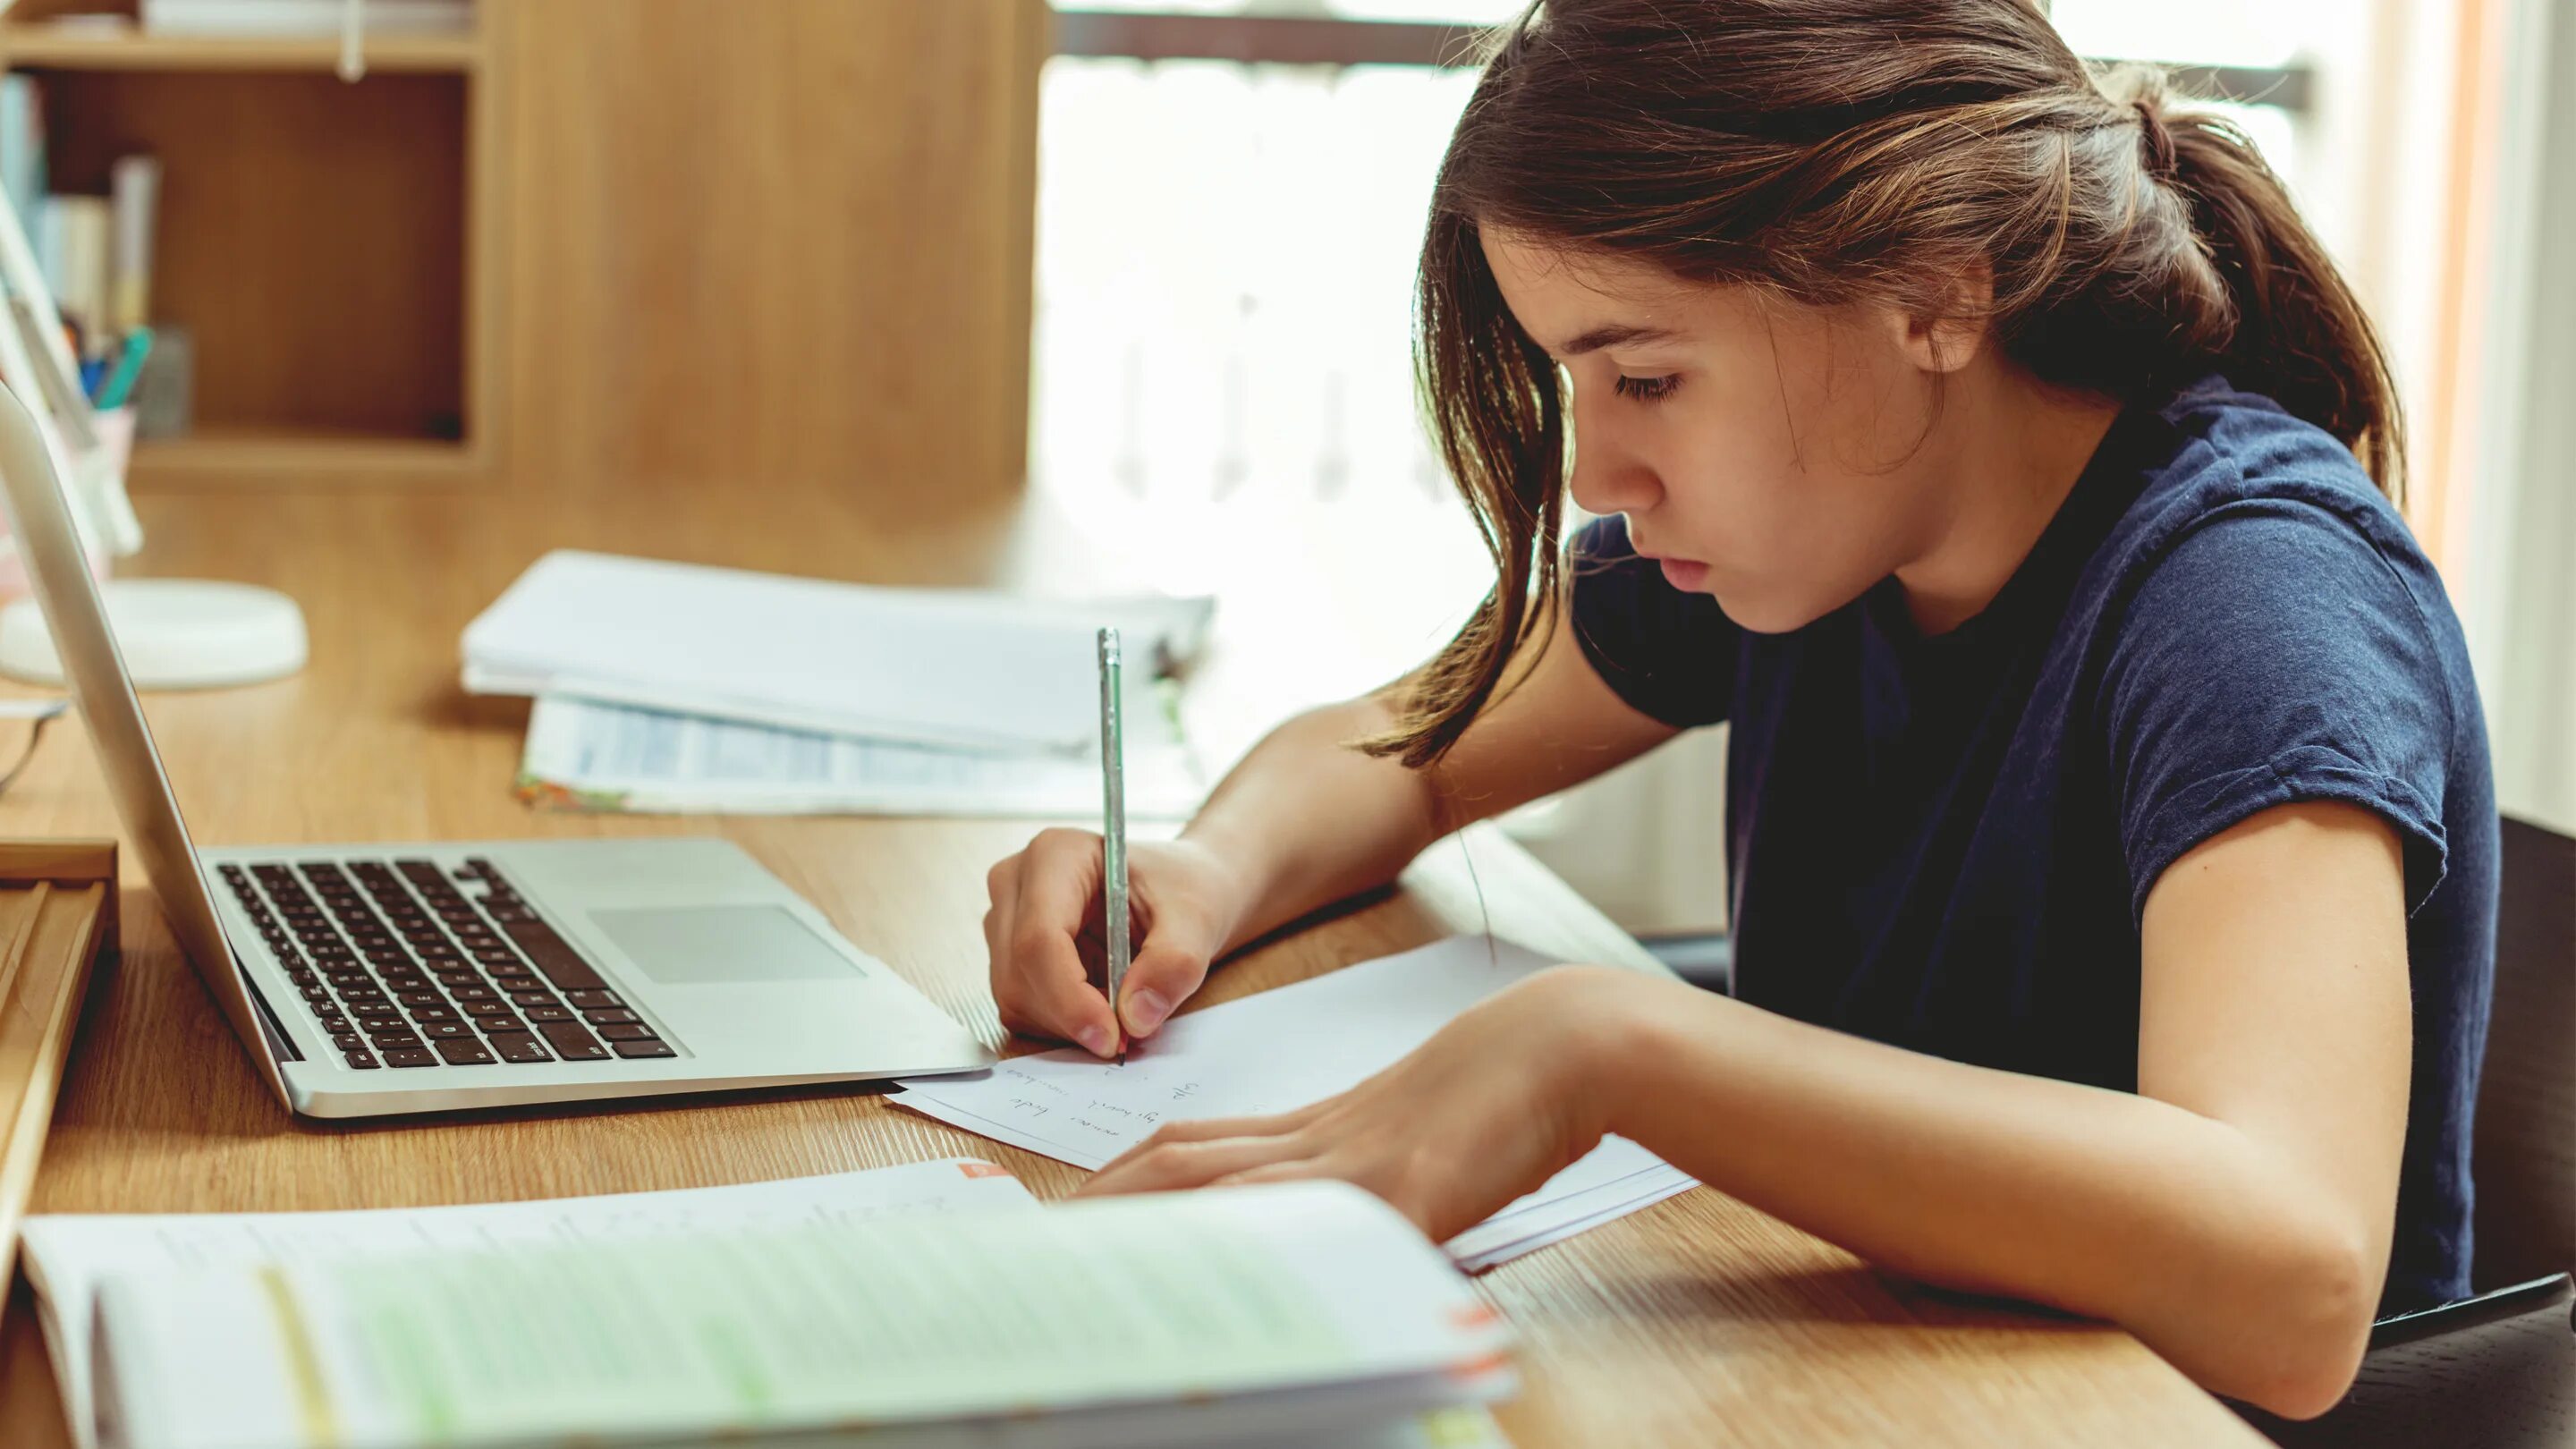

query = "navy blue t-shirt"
[[1570, 377, 2496, 1314]]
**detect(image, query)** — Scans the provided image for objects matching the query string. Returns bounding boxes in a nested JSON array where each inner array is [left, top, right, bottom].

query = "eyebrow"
[[1556, 323, 1681, 357]]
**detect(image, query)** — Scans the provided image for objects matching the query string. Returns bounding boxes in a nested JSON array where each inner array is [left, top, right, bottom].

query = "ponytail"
[[2107, 69, 2407, 499]]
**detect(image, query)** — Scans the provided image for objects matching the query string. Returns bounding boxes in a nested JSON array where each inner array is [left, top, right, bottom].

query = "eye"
[[1613, 373, 1681, 402]]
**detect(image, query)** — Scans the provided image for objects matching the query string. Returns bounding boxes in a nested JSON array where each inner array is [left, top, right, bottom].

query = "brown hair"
[[1363, 0, 2404, 769]]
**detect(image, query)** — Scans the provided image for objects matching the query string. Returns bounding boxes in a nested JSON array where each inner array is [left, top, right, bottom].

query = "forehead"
[[1479, 228, 1720, 352]]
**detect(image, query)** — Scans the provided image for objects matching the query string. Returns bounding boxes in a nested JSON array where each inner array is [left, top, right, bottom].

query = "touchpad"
[[589, 906, 864, 985]]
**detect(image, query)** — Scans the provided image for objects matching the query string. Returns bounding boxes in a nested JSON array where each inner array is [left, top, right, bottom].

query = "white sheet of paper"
[[21, 1158, 1037, 1449], [892, 936, 1698, 1268], [462, 550, 1213, 755], [516, 691, 1203, 818]]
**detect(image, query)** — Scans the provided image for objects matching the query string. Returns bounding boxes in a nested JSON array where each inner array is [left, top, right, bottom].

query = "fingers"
[[1079, 1133, 1311, 1197], [1090, 1103, 1329, 1178], [1114, 935, 1210, 1040], [986, 831, 1121, 1057]]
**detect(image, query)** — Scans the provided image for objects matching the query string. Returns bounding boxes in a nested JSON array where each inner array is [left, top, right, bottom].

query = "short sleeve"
[[2100, 496, 2455, 922], [1568, 514, 1741, 728]]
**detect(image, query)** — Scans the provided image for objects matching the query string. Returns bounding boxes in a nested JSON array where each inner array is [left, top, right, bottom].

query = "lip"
[[1632, 542, 1710, 592], [1657, 557, 1711, 591]]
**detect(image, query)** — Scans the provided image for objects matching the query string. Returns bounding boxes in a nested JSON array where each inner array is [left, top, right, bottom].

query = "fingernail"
[[1078, 1025, 1117, 1057], [1123, 988, 1171, 1036]]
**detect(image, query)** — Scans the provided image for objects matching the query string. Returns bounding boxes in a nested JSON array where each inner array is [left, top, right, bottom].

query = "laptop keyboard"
[[216, 857, 680, 1072]]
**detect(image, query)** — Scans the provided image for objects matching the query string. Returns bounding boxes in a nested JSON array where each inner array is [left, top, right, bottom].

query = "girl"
[[980, 0, 2495, 1420]]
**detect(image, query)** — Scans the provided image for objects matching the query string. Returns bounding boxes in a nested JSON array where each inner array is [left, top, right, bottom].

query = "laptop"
[[0, 388, 996, 1118]]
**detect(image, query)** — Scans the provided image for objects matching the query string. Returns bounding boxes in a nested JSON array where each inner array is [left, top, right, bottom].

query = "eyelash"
[[1613, 373, 1682, 403]]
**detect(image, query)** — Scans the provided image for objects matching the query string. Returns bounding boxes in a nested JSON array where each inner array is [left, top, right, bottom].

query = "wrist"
[[1171, 818, 1273, 954], [1527, 964, 1674, 1150]]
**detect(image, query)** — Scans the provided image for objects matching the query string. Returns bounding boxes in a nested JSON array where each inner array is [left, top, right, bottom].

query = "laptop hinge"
[[234, 953, 304, 1063]]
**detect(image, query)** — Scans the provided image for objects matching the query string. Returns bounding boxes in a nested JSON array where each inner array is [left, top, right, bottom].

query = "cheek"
[[1665, 458, 1912, 631]]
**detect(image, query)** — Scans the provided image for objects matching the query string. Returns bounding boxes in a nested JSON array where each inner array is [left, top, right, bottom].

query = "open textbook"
[[892, 936, 1700, 1272], [22, 1159, 1515, 1449]]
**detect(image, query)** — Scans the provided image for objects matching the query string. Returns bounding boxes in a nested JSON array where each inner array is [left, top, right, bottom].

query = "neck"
[[1893, 366, 2123, 636]]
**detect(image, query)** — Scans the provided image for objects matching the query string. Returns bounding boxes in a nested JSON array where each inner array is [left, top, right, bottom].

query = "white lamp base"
[[0, 579, 308, 689]]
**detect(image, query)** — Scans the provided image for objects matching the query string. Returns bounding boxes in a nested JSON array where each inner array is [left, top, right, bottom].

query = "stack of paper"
[[893, 936, 1699, 1272], [463, 550, 1215, 755], [465, 550, 1217, 818], [513, 689, 1206, 818], [27, 1158, 1516, 1449]]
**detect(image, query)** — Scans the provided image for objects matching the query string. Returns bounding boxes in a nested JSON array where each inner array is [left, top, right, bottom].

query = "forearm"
[[1182, 695, 1445, 953], [1580, 971, 2380, 1417]]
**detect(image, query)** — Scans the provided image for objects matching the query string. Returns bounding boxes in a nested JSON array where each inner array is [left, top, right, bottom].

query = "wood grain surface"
[[0, 481, 2265, 1448]]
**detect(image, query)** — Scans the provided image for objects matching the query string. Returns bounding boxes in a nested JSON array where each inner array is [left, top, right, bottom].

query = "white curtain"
[[2464, 0, 2576, 835]]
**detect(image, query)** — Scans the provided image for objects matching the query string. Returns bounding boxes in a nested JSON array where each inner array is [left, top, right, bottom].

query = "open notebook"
[[21, 1160, 1513, 1449]]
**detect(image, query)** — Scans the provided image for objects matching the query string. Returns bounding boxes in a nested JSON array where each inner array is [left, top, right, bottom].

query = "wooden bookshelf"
[[0, 2, 500, 484], [0, 28, 481, 73], [0, 2, 1042, 499]]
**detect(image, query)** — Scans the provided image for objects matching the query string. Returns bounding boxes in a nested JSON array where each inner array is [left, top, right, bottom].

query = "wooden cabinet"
[[0, 0, 1043, 499]]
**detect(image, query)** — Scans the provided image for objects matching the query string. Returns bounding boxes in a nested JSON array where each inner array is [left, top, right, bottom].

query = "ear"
[[1883, 261, 1994, 376]]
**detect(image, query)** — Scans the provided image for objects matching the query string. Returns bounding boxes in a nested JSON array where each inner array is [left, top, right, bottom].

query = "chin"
[[1708, 586, 1839, 636]]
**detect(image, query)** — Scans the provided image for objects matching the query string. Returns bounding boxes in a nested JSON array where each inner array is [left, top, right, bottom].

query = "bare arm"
[[1084, 799, 2411, 1419], [1185, 596, 1680, 953], [985, 591, 1679, 1051], [1596, 800, 2408, 1416]]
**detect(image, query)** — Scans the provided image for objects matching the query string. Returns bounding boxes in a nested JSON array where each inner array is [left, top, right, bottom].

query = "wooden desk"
[[0, 484, 2263, 1448]]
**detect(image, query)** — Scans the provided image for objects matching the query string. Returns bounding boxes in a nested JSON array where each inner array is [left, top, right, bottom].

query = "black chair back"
[[2473, 816, 2574, 1290]]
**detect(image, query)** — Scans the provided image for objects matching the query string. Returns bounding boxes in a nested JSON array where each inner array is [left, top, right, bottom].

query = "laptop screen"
[[0, 386, 292, 1102]]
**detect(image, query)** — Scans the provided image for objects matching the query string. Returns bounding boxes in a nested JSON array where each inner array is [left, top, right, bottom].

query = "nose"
[[1566, 384, 1665, 519]]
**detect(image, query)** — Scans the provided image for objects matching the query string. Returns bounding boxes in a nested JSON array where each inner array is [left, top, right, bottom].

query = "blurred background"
[[1028, 0, 2572, 942], [0, 0, 2563, 945]]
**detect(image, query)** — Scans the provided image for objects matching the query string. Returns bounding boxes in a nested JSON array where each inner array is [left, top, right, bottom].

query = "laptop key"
[[565, 989, 623, 1010], [597, 1022, 655, 1041], [611, 1038, 677, 1060], [479, 1016, 530, 1035], [463, 1000, 515, 1017], [538, 1021, 610, 1061], [343, 1049, 380, 1069], [493, 1034, 551, 1063], [583, 1008, 640, 1025], [332, 1032, 368, 1052], [382, 1047, 436, 1068], [434, 1038, 496, 1065], [419, 1021, 474, 1040], [508, 991, 555, 1007], [499, 919, 607, 992]]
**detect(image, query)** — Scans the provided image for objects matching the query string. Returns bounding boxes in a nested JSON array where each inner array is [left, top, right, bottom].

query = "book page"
[[94, 1182, 1507, 1449], [891, 936, 1697, 1266], [26, 1159, 1036, 1449]]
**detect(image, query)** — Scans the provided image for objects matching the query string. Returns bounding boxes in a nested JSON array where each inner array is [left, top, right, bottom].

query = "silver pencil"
[[1097, 627, 1131, 1061]]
